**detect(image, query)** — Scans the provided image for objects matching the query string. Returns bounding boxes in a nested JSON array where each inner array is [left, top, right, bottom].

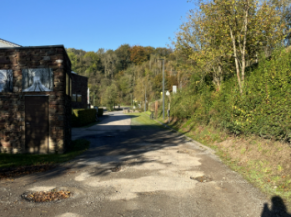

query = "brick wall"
[[0, 45, 72, 154], [71, 73, 88, 109]]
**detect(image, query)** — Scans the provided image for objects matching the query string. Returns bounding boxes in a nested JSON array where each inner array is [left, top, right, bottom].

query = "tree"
[[115, 44, 131, 71], [102, 83, 118, 111], [155, 47, 172, 57], [178, 0, 288, 93], [202, 0, 288, 93], [269, 0, 291, 46], [83, 51, 102, 76], [134, 75, 153, 107], [175, 9, 230, 90], [101, 50, 117, 79], [130, 46, 148, 65]]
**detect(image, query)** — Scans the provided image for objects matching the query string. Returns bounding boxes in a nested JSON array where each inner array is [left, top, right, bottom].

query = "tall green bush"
[[171, 47, 291, 142], [227, 48, 291, 141]]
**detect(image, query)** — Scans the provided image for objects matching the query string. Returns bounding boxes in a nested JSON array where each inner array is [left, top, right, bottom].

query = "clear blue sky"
[[2, 0, 197, 52]]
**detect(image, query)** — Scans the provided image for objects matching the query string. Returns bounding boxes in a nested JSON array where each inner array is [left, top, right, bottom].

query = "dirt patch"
[[21, 189, 71, 203], [190, 175, 213, 182]]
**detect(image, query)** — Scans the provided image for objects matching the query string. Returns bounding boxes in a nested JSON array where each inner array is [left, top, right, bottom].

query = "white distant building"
[[87, 88, 90, 104], [0, 38, 21, 48], [173, 85, 177, 93]]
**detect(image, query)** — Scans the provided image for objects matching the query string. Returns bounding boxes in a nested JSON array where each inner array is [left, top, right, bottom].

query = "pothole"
[[190, 176, 213, 183], [110, 165, 122, 172], [21, 188, 72, 203]]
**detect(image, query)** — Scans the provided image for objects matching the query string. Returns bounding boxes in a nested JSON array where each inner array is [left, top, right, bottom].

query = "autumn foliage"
[[129, 46, 149, 65]]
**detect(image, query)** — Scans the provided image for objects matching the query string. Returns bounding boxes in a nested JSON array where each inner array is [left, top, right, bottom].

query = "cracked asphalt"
[[0, 111, 285, 217]]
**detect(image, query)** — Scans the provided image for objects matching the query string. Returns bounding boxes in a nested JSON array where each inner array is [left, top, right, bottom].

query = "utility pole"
[[159, 59, 165, 119], [144, 85, 146, 112]]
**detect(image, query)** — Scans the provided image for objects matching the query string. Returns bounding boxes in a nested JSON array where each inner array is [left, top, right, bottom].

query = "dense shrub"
[[72, 109, 96, 127], [225, 48, 291, 141], [171, 47, 291, 142], [97, 108, 104, 116]]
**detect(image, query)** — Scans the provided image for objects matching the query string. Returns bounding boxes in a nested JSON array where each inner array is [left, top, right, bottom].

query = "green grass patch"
[[0, 139, 90, 169], [129, 112, 166, 130], [145, 111, 151, 116]]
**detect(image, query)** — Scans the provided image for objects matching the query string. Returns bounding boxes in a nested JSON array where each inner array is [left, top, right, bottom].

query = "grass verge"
[[128, 112, 166, 130], [0, 139, 90, 170], [161, 117, 291, 209]]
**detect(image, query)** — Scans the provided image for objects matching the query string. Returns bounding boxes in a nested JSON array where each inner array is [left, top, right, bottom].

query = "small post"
[[144, 86, 146, 112], [159, 59, 165, 120]]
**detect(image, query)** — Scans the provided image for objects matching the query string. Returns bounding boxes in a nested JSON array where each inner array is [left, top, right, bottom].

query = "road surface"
[[0, 111, 288, 217]]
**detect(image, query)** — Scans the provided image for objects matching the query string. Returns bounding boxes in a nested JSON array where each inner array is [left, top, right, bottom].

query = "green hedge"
[[171, 47, 291, 142], [72, 109, 96, 127], [97, 108, 104, 116]]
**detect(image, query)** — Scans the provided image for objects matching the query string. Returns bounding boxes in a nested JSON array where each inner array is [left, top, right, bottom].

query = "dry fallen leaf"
[[24, 190, 72, 202]]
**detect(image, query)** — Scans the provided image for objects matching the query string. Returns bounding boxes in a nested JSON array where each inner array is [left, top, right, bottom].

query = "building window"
[[72, 94, 77, 102], [77, 94, 82, 102], [22, 68, 53, 92], [70, 78, 72, 96]]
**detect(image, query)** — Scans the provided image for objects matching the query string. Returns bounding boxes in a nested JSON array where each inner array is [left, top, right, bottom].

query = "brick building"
[[71, 71, 88, 109], [0, 44, 72, 154]]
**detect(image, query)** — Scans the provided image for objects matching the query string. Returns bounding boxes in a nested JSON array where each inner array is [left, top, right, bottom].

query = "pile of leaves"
[[22, 189, 71, 203], [0, 164, 56, 180]]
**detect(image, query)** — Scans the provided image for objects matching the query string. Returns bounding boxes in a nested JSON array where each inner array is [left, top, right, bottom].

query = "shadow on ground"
[[261, 196, 291, 217], [31, 126, 190, 183]]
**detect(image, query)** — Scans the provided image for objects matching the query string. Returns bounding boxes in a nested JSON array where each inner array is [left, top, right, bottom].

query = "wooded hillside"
[[66, 45, 189, 109]]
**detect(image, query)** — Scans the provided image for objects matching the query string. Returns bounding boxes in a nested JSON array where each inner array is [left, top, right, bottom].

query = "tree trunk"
[[241, 6, 249, 87], [212, 64, 223, 91], [229, 27, 243, 94]]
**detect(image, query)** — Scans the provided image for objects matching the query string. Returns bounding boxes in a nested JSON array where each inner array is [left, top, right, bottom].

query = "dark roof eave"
[[0, 44, 72, 68], [0, 45, 65, 50], [71, 73, 88, 79]]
